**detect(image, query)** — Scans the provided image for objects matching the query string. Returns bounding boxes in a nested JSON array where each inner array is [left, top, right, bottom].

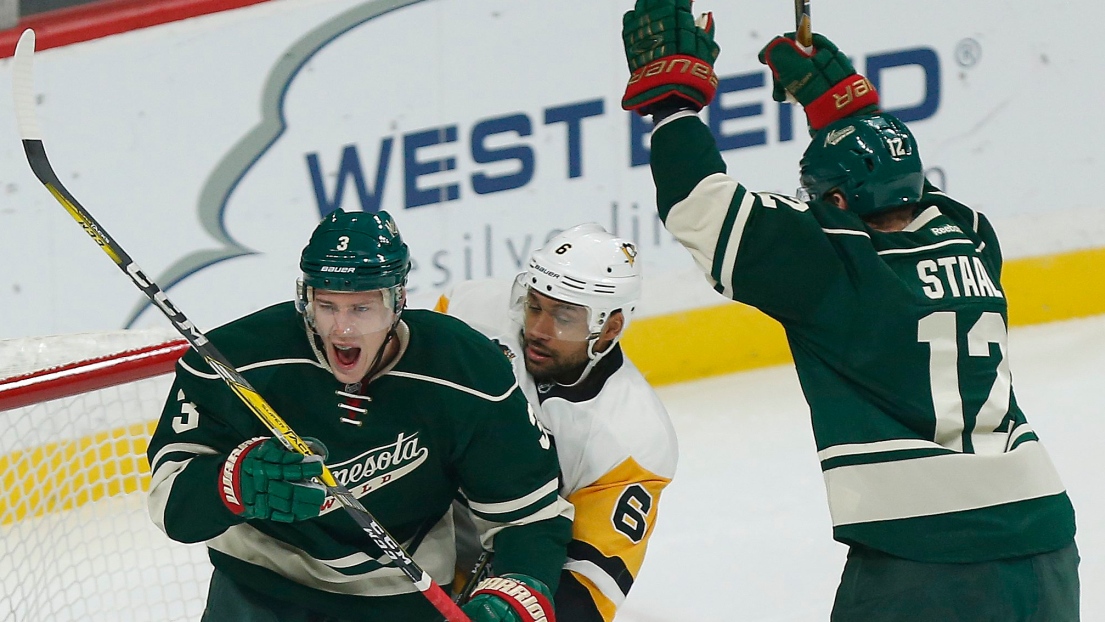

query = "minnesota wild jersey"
[[650, 113, 1075, 563], [439, 280, 678, 622], [146, 303, 572, 622]]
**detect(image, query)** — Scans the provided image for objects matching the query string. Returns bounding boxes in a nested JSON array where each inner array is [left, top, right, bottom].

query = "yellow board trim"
[[2, 247, 1103, 524], [623, 299, 790, 386], [1001, 247, 1105, 326], [623, 246, 1105, 386]]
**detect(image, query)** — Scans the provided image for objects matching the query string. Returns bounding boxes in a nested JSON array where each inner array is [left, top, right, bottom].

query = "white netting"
[[0, 328, 181, 379], [0, 330, 211, 621]]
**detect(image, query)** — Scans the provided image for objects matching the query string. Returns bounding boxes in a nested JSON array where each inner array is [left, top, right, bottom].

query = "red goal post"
[[0, 332, 210, 621], [0, 339, 189, 411]]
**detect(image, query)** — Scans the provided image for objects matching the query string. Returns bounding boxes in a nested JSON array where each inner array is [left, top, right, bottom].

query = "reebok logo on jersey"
[[930, 224, 963, 236], [824, 126, 857, 146]]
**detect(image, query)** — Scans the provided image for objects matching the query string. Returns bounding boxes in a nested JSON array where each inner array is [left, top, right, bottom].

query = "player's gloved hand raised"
[[218, 437, 326, 522], [758, 32, 879, 131], [621, 0, 720, 116], [460, 574, 556, 622]]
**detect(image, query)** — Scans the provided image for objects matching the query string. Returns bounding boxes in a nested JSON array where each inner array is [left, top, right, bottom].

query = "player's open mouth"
[[332, 344, 362, 367], [525, 345, 552, 363]]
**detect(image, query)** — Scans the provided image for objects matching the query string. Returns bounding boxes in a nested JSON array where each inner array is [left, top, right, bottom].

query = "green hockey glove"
[[460, 574, 555, 622], [758, 32, 879, 130], [621, 0, 720, 115], [218, 437, 326, 522]]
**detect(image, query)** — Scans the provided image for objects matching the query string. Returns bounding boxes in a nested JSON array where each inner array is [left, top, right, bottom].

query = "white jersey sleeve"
[[438, 278, 679, 622]]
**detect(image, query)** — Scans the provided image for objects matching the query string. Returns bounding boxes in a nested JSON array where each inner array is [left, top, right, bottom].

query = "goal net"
[[0, 329, 211, 621]]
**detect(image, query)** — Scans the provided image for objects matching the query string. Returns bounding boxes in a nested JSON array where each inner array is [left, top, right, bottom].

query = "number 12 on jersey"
[[918, 311, 1013, 454]]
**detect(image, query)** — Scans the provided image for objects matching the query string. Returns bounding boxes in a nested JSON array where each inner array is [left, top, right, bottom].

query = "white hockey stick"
[[11, 28, 470, 622]]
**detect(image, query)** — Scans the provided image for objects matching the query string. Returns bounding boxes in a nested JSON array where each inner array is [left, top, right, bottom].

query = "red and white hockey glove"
[[758, 32, 879, 131], [218, 437, 326, 522], [460, 574, 556, 622]]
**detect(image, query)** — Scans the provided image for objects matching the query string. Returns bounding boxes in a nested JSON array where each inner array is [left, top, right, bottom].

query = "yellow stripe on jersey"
[[563, 456, 672, 621]]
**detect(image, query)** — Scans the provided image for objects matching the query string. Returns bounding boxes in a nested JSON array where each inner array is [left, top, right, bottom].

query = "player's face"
[[519, 290, 593, 383], [311, 289, 397, 383]]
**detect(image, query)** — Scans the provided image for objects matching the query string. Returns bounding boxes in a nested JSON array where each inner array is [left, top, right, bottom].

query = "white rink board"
[[2, 0, 1105, 339]]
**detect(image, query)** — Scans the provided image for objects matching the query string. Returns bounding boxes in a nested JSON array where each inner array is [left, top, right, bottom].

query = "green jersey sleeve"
[[148, 349, 268, 543], [455, 389, 571, 590], [401, 311, 573, 591], [147, 303, 325, 544], [650, 113, 853, 323]]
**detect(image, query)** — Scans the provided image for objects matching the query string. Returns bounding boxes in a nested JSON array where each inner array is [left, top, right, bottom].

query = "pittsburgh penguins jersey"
[[438, 280, 679, 622], [146, 303, 572, 622], [649, 112, 1075, 563]]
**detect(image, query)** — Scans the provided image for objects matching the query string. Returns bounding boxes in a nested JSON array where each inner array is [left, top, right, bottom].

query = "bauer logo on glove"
[[758, 32, 880, 130], [621, 0, 721, 114], [624, 54, 718, 102]]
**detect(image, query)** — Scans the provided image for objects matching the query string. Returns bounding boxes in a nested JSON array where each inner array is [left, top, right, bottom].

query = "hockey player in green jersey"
[[620, 1, 1078, 620], [146, 209, 571, 622]]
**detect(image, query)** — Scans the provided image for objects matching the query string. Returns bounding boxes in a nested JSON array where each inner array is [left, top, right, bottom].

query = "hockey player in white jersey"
[[437, 224, 678, 622]]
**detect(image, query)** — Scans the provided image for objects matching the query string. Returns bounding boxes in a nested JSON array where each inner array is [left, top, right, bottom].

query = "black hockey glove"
[[218, 437, 326, 522], [759, 32, 879, 131], [621, 0, 720, 115]]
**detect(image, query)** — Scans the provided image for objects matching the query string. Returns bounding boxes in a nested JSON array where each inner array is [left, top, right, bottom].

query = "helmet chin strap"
[[361, 318, 401, 383], [558, 332, 623, 388], [364, 292, 407, 381]]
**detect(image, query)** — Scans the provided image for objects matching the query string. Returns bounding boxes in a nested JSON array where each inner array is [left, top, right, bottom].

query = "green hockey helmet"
[[296, 209, 410, 319], [799, 113, 924, 217]]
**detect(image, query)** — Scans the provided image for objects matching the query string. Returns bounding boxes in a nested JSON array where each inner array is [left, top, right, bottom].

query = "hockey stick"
[[11, 29, 470, 622], [794, 0, 812, 53], [454, 550, 493, 605]]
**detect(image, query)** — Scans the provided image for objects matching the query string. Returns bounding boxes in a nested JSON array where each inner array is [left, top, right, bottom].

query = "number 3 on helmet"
[[296, 210, 411, 331]]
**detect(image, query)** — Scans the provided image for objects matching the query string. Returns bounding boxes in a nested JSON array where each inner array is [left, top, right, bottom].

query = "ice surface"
[[619, 313, 1105, 621]]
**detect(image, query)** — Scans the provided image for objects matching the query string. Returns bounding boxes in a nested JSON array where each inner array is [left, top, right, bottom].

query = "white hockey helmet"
[[511, 223, 642, 339]]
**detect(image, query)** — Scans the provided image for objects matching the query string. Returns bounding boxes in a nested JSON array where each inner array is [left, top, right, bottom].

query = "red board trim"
[[0, 0, 272, 57]]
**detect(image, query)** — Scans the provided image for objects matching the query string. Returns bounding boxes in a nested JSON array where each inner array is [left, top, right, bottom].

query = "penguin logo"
[[620, 242, 638, 267]]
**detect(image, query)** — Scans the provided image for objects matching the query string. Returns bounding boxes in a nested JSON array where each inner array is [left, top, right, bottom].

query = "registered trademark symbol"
[[955, 38, 982, 68]]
